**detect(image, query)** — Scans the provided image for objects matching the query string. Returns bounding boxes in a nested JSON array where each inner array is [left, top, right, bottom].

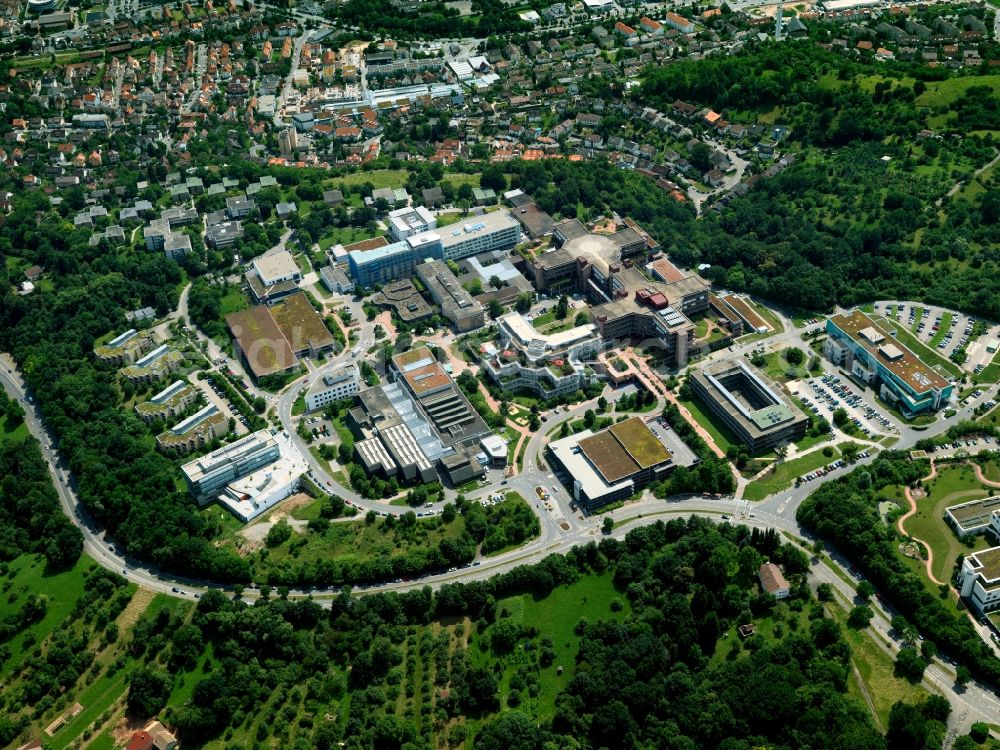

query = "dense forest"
[[0, 388, 81, 570], [102, 519, 944, 749], [798, 452, 1000, 684]]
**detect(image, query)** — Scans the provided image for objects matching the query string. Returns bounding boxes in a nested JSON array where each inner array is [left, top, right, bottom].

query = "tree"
[[488, 299, 504, 319], [848, 605, 873, 629], [784, 347, 805, 366], [514, 292, 533, 313], [584, 409, 596, 429], [970, 722, 989, 743], [841, 442, 861, 463], [127, 667, 173, 718], [894, 647, 927, 683], [856, 580, 875, 601], [832, 408, 849, 428], [816, 582, 833, 601], [266, 519, 293, 547], [955, 665, 972, 688], [555, 294, 569, 320], [602, 517, 614, 535]]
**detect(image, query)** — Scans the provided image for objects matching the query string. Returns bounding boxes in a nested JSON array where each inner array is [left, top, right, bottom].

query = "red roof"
[[127, 731, 154, 750]]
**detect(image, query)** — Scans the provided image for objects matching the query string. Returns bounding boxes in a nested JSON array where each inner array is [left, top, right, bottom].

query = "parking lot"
[[789, 373, 898, 440], [873, 301, 1000, 374], [195, 375, 250, 435]]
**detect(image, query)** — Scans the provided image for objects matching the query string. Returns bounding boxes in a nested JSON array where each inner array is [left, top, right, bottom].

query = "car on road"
[[171, 586, 179, 592]]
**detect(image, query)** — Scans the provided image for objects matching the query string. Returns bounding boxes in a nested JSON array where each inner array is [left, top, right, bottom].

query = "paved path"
[[898, 459, 945, 585]]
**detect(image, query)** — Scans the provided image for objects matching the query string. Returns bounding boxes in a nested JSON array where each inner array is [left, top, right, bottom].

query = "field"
[[896, 464, 997, 583], [826, 599, 930, 728], [915, 74, 1000, 108], [0, 412, 29, 442], [486, 573, 630, 718], [743, 446, 841, 501], [680, 395, 738, 453]]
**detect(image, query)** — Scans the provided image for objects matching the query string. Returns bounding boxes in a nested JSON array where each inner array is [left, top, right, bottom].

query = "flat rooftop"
[[970, 546, 1000, 583], [830, 310, 950, 394], [579, 416, 671, 483], [648, 257, 688, 284], [500, 311, 597, 352], [403, 361, 452, 395], [439, 210, 518, 248], [253, 250, 299, 284], [226, 305, 297, 377], [269, 292, 335, 353], [947, 495, 1000, 526]]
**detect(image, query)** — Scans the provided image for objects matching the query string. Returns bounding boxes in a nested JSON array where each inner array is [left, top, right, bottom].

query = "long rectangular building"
[[689, 358, 808, 454], [825, 311, 953, 415], [181, 429, 281, 503], [415, 259, 485, 332]]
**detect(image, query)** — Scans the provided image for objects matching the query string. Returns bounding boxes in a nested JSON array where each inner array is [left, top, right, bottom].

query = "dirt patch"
[[560, 522, 571, 531], [111, 716, 149, 747], [911, 487, 928, 500], [236, 493, 313, 554]]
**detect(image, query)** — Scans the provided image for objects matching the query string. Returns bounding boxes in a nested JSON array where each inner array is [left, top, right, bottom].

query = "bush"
[[266, 520, 293, 548]]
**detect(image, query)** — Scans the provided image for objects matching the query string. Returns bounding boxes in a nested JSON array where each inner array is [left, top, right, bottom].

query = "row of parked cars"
[[801, 450, 872, 483], [208, 376, 251, 431]]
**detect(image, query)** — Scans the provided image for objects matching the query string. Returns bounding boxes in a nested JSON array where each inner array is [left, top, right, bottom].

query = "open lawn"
[[916, 74, 1000, 108], [490, 573, 630, 719], [899, 464, 997, 582], [317, 226, 377, 250], [680, 396, 738, 454], [0, 554, 99, 678], [744, 447, 841, 502], [0, 413, 29, 442], [244, 513, 467, 569]]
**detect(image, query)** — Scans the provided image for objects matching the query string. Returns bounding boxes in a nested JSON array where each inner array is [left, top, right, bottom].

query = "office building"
[[246, 250, 302, 304], [946, 497, 1000, 538], [527, 218, 708, 369], [415, 259, 485, 332], [206, 221, 244, 249], [689, 358, 808, 454], [438, 210, 521, 261], [135, 380, 197, 423], [163, 233, 192, 261], [482, 311, 602, 399], [958, 541, 1000, 614], [181, 429, 281, 503], [216, 431, 308, 522], [547, 416, 697, 509], [349, 232, 442, 288], [825, 311, 953, 415], [348, 347, 492, 486], [304, 365, 361, 412], [227, 292, 336, 380], [387, 205, 437, 242]]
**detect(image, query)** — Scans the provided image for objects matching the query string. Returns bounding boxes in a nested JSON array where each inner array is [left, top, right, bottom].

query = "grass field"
[[680, 396, 738, 453], [317, 226, 376, 250], [899, 464, 996, 582], [916, 75, 1000, 108], [827, 599, 930, 728], [247, 512, 467, 568], [743, 447, 841, 501], [489, 573, 629, 718], [0, 554, 98, 677], [0, 412, 29, 442]]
